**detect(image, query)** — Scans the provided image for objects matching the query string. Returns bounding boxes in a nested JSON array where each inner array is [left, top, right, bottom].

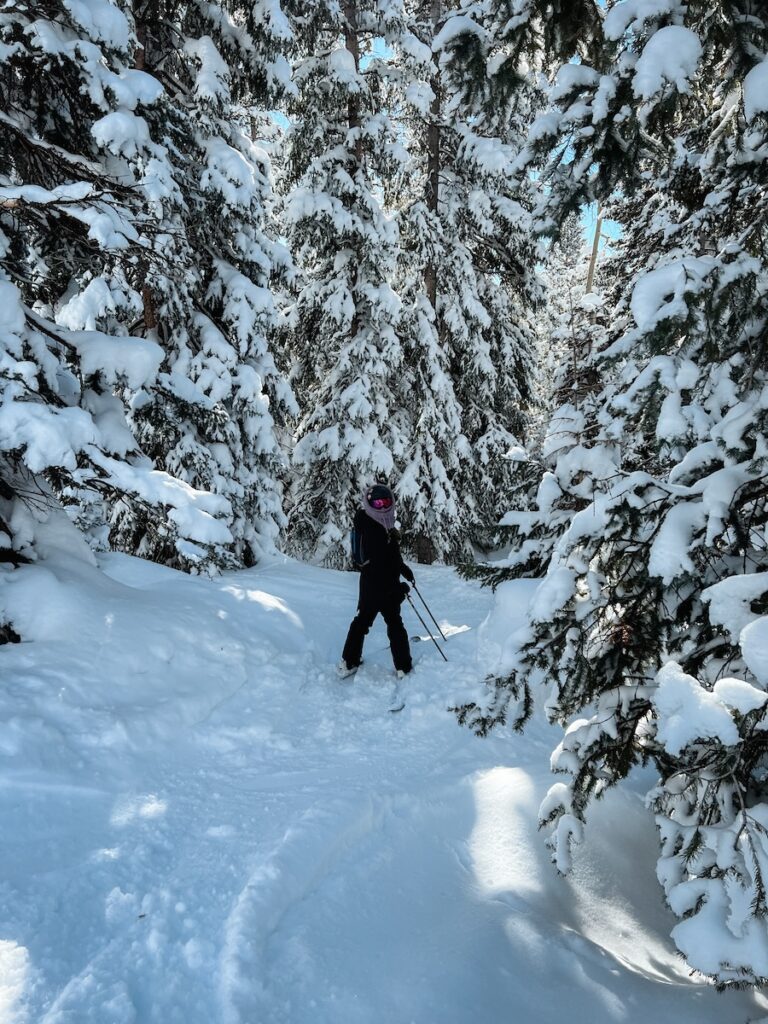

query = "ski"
[[388, 675, 406, 713], [337, 659, 362, 679], [411, 625, 471, 643], [388, 686, 405, 712]]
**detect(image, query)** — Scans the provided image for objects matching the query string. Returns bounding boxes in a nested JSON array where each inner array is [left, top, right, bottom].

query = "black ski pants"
[[342, 581, 412, 673]]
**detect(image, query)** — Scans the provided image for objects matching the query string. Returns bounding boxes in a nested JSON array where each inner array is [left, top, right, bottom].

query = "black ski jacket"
[[354, 509, 411, 596]]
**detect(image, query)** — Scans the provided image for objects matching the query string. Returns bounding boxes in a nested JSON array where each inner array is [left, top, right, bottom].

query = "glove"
[[402, 565, 415, 584], [399, 582, 411, 601]]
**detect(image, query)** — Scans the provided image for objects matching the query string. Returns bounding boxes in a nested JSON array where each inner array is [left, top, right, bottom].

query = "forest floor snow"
[[1, 548, 767, 1024]]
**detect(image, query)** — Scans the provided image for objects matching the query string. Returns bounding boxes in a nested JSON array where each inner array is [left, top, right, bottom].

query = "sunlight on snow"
[[91, 847, 121, 862], [0, 941, 30, 1022], [219, 585, 304, 628], [469, 767, 542, 896], [110, 793, 168, 827]]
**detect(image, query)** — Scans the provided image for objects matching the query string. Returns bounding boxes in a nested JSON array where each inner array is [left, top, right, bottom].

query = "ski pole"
[[412, 582, 448, 644], [406, 592, 447, 662]]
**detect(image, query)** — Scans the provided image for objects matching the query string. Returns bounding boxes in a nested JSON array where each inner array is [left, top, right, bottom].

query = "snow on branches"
[[469, 0, 768, 989]]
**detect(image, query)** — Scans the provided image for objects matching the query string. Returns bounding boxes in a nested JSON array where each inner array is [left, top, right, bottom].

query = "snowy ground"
[[1, 544, 767, 1024]]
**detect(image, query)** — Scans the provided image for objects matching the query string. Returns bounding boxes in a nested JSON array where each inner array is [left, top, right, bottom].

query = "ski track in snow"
[[1, 556, 767, 1023]]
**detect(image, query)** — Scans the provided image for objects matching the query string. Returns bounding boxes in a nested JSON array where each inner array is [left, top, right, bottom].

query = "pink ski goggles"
[[366, 485, 394, 510]]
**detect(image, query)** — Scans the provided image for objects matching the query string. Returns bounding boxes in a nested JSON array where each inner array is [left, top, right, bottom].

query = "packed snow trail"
[[1, 547, 767, 1023]]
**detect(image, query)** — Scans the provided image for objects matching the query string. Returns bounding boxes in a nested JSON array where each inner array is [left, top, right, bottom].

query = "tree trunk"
[[134, 17, 147, 71], [413, 0, 443, 564], [342, 1, 363, 343], [412, 531, 437, 565], [586, 204, 603, 293], [343, 1, 363, 165], [133, 8, 158, 340], [142, 284, 157, 333], [424, 0, 442, 309]]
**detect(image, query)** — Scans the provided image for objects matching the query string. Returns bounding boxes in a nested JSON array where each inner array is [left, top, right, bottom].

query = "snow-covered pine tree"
[[0, 0, 233, 574], [110, 1, 297, 569], [529, 231, 615, 562], [454, 216, 615, 736], [390, 1, 541, 562], [461, 214, 610, 587], [280, 0, 409, 567], [501, 0, 768, 987]]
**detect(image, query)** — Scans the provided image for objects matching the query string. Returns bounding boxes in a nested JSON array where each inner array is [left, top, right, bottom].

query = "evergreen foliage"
[[390, 0, 542, 562], [460, 214, 606, 585], [280, 0, 408, 567], [0, 0, 232, 566], [4, 0, 768, 991], [476, 0, 768, 987], [116, 1, 296, 570], [0, 1, 295, 572]]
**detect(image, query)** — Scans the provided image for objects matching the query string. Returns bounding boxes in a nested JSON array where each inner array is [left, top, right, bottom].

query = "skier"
[[339, 483, 415, 678]]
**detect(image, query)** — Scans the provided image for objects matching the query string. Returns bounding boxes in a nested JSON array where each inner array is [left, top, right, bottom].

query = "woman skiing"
[[339, 483, 415, 678]]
